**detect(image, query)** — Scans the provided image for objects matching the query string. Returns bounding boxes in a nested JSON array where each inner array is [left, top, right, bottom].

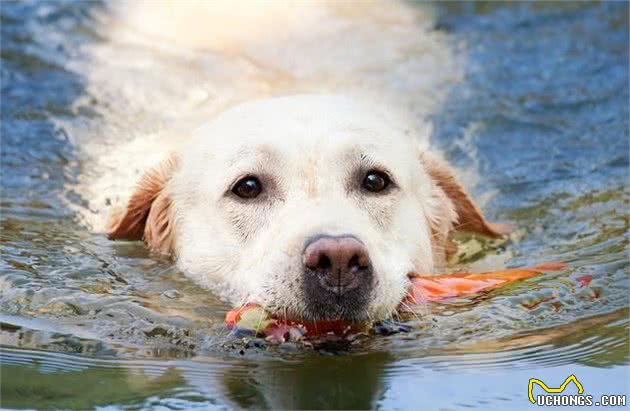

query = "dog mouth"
[[224, 275, 417, 343], [299, 267, 374, 322], [226, 280, 409, 341], [237, 267, 413, 325], [300, 291, 372, 322]]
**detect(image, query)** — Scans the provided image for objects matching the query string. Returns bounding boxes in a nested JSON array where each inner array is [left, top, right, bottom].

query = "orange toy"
[[406, 262, 567, 303], [225, 262, 567, 340]]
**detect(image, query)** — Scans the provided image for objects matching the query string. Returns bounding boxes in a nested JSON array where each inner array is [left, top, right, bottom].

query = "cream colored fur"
[[69, 1, 501, 320]]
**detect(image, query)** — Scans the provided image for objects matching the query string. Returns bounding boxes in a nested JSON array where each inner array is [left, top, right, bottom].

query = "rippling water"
[[1, 2, 628, 410]]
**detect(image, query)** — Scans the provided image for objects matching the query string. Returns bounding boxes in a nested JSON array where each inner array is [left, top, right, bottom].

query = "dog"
[[78, 1, 504, 323], [106, 95, 503, 322]]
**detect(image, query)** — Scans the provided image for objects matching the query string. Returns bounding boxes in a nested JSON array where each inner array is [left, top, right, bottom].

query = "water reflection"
[[2, 307, 628, 410], [220, 353, 389, 410], [1, 342, 391, 410]]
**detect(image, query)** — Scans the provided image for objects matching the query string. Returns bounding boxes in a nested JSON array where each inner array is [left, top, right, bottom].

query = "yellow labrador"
[[107, 95, 502, 322], [79, 1, 504, 322]]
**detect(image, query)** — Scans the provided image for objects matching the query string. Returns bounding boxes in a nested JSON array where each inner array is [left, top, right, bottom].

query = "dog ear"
[[422, 152, 508, 249], [107, 155, 178, 254]]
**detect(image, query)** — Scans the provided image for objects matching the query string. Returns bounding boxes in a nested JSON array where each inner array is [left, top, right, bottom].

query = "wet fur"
[[91, 2, 503, 321], [107, 96, 501, 321]]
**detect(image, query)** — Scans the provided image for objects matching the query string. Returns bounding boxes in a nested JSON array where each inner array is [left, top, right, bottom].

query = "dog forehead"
[[190, 95, 411, 156]]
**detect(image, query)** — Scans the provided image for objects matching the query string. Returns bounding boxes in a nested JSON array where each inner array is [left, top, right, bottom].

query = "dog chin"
[[300, 300, 372, 323]]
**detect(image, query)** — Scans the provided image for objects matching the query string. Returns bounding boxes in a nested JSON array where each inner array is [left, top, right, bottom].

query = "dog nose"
[[303, 235, 371, 295]]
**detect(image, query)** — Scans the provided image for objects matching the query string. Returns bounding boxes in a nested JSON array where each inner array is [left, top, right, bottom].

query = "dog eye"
[[362, 170, 390, 193], [232, 176, 262, 199]]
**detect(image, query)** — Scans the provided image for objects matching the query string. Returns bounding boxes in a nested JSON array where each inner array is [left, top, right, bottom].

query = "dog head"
[[108, 95, 502, 321]]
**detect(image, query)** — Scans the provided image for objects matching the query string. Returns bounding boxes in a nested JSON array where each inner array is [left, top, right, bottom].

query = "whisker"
[[399, 300, 426, 324]]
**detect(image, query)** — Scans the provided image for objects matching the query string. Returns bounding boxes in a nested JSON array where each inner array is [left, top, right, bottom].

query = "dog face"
[[108, 95, 501, 321]]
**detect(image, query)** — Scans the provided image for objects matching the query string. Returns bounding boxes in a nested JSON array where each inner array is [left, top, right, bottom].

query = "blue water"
[[1, 2, 628, 410]]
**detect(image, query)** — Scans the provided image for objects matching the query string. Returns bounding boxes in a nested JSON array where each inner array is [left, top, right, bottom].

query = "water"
[[1, 1, 628, 410]]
